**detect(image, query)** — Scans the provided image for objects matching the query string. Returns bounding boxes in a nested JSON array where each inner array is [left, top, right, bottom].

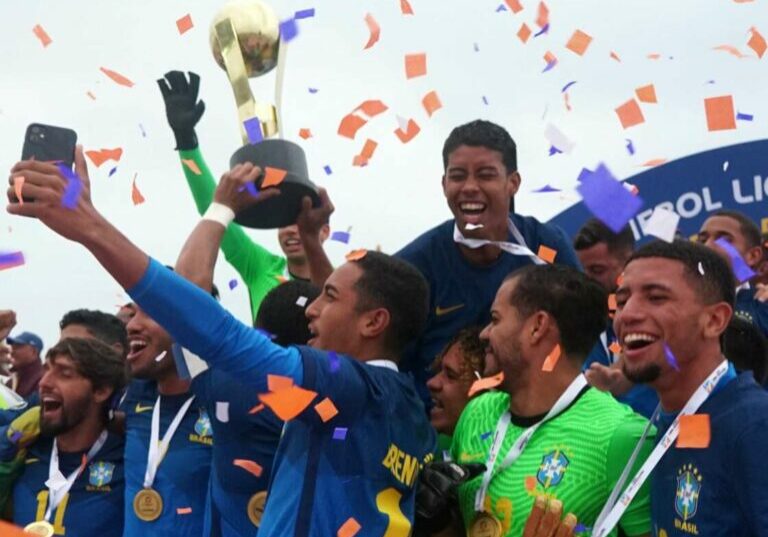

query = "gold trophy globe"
[[210, 0, 319, 228]]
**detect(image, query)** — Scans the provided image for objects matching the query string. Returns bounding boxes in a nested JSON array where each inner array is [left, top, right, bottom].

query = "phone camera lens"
[[30, 134, 39, 143], [31, 126, 41, 134]]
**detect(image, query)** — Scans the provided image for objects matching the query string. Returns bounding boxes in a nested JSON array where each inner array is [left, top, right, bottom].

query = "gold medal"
[[247, 491, 268, 527], [23, 521, 55, 537], [133, 488, 164, 522], [469, 511, 503, 537]]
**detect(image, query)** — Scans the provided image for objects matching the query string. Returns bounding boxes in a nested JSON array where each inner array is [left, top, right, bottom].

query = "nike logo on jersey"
[[435, 304, 464, 316], [134, 402, 153, 413]]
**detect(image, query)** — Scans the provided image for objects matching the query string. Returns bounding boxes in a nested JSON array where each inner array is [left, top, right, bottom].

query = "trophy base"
[[230, 139, 319, 229]]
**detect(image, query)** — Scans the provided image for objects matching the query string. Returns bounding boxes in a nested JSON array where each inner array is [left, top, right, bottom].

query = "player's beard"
[[40, 396, 91, 438], [622, 361, 662, 384]]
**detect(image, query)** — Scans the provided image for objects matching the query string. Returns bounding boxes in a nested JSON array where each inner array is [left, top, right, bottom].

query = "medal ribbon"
[[474, 374, 588, 512], [143, 395, 196, 489], [45, 430, 108, 521], [453, 218, 546, 265], [591, 360, 731, 537]]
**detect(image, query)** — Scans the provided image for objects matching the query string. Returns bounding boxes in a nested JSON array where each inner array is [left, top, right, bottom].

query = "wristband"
[[202, 202, 235, 228]]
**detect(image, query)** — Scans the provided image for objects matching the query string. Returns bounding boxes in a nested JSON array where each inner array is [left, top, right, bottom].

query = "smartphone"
[[21, 123, 77, 167]]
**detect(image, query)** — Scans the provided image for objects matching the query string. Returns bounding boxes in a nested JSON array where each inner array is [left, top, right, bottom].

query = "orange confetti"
[[543, 51, 557, 67], [363, 13, 380, 49], [353, 138, 378, 167], [565, 30, 593, 56], [177, 507, 192, 515], [505, 0, 524, 13], [713, 45, 747, 58], [563, 92, 572, 112], [641, 158, 667, 167], [233, 458, 264, 477], [537, 245, 557, 264], [535, 1, 549, 28], [468, 371, 504, 397], [405, 53, 427, 79], [610, 51, 622, 62], [616, 273, 624, 286], [0, 519, 39, 537], [704, 95, 736, 131], [338, 517, 362, 537], [524, 476, 537, 491], [86, 148, 123, 167], [32, 24, 52, 47], [357, 100, 389, 117], [422, 91, 443, 117], [677, 414, 711, 448], [262, 167, 288, 188], [542, 344, 561, 372], [345, 249, 368, 261], [635, 84, 657, 104], [100, 67, 134, 88], [13, 176, 24, 206], [176, 14, 194, 35], [748, 27, 766, 58], [86, 91, 96, 100], [395, 119, 421, 143], [400, 0, 414, 15], [298, 128, 312, 140], [517, 23, 532, 43], [608, 342, 622, 354], [314, 397, 339, 422], [608, 294, 617, 311], [615, 99, 645, 129], [647, 53, 662, 60], [352, 155, 368, 167], [267, 374, 294, 392], [131, 174, 145, 206], [338, 114, 367, 140], [248, 403, 265, 414], [181, 159, 201, 175], [259, 385, 317, 421]]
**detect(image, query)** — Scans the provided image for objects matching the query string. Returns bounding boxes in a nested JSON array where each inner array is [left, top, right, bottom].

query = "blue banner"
[[548, 139, 768, 242]]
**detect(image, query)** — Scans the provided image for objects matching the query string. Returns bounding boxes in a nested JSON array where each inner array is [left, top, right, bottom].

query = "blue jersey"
[[735, 287, 768, 338], [123, 379, 213, 537], [651, 369, 768, 537], [396, 214, 581, 406], [193, 369, 283, 537], [13, 432, 124, 537], [128, 258, 437, 537]]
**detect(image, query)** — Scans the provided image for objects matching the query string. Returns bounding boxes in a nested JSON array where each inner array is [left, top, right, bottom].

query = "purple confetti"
[[576, 167, 593, 182], [548, 145, 563, 156], [574, 523, 590, 534], [542, 59, 558, 73], [482, 96, 489, 105], [308, 88, 319, 94], [139, 123, 147, 137], [480, 431, 493, 441], [714, 238, 757, 283], [279, 18, 299, 42], [9, 430, 22, 445], [663, 343, 680, 371], [333, 427, 348, 440], [58, 163, 82, 209], [626, 139, 636, 155], [330, 231, 351, 244], [576, 163, 643, 233], [561, 80, 577, 93], [323, 165, 332, 175], [495, 3, 507, 11], [294, 8, 315, 19], [534, 23, 549, 37], [0, 251, 25, 269], [531, 184, 561, 193], [736, 112, 754, 121], [238, 182, 260, 198], [108, 166, 118, 177], [243, 117, 264, 145], [329, 351, 340, 373], [228, 279, 238, 290]]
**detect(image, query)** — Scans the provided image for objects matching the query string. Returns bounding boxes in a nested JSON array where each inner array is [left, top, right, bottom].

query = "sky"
[[1, 0, 767, 348]]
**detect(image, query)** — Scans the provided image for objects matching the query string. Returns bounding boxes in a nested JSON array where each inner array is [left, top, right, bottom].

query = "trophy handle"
[[215, 18, 278, 144]]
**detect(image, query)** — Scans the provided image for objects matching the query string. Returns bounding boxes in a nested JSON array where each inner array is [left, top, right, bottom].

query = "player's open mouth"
[[622, 332, 659, 352], [41, 395, 63, 414], [459, 202, 487, 225], [127, 339, 148, 362]]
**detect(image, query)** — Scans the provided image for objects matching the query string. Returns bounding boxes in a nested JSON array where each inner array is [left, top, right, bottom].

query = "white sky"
[[1, 0, 767, 348]]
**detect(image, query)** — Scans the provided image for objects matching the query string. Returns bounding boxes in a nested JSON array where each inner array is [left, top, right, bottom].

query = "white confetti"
[[544, 123, 575, 154], [723, 161, 729, 172], [296, 296, 308, 307], [698, 261, 705, 275], [644, 207, 680, 243], [154, 351, 167, 362]]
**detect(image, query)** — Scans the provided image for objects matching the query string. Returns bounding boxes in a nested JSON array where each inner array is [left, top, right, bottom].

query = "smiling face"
[[427, 342, 477, 435], [442, 145, 519, 239], [698, 215, 763, 270], [278, 224, 331, 264], [577, 242, 627, 293], [125, 305, 174, 379]]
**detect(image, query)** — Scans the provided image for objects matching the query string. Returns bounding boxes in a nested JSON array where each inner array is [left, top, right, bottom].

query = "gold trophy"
[[210, 0, 319, 228]]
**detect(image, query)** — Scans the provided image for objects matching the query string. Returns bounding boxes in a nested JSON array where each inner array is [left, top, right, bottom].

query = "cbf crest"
[[194, 408, 213, 437], [537, 450, 570, 488], [675, 464, 702, 521], [89, 461, 115, 487]]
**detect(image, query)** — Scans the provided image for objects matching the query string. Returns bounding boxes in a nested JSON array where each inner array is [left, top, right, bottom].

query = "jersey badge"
[[537, 450, 569, 488], [89, 461, 115, 487]]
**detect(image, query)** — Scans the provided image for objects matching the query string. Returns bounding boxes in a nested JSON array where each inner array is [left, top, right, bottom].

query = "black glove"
[[414, 461, 486, 536], [157, 70, 206, 151]]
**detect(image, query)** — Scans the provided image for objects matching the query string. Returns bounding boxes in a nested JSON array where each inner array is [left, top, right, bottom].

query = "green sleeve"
[[606, 415, 656, 536], [0, 452, 24, 518], [177, 148, 287, 320]]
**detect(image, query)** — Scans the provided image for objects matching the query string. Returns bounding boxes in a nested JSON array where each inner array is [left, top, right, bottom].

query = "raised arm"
[[297, 188, 335, 287]]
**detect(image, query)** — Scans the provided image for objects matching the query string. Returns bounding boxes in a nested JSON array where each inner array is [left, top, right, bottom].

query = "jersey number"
[[376, 487, 411, 537], [35, 490, 69, 535]]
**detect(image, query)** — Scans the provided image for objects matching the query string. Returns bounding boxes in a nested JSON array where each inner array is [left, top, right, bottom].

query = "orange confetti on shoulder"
[[131, 174, 145, 206], [100, 67, 134, 88], [615, 98, 645, 129], [268, 374, 294, 392], [468, 371, 504, 397], [537, 245, 557, 264], [345, 249, 368, 261], [677, 414, 711, 448], [338, 517, 362, 537], [542, 344, 561, 372], [259, 385, 317, 421], [363, 13, 380, 49], [422, 91, 443, 117], [565, 30, 592, 56], [405, 53, 427, 79], [32, 24, 52, 47], [314, 397, 339, 422]]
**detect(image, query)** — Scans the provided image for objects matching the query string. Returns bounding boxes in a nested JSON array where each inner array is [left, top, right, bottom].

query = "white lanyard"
[[143, 395, 196, 489], [367, 359, 398, 372], [474, 374, 588, 511], [45, 430, 108, 521], [453, 218, 546, 265], [592, 360, 731, 537]]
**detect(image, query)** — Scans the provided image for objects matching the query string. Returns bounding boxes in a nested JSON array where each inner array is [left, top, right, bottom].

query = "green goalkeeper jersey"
[[451, 386, 654, 537]]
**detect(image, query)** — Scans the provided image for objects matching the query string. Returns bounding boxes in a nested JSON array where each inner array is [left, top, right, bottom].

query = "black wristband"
[[173, 128, 199, 151]]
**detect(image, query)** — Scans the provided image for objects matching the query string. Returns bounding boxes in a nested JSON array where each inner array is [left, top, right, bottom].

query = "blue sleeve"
[[549, 225, 582, 270], [127, 258, 303, 391], [732, 417, 768, 535]]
